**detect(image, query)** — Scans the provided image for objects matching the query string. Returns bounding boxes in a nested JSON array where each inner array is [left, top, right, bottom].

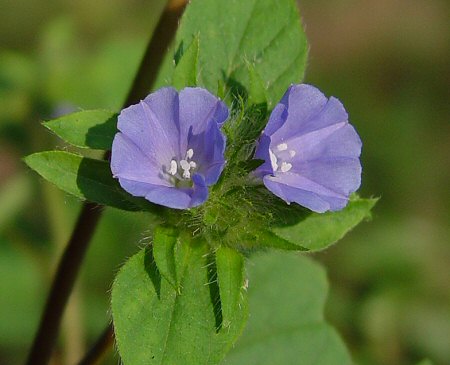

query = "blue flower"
[[255, 84, 362, 213], [111, 87, 228, 209]]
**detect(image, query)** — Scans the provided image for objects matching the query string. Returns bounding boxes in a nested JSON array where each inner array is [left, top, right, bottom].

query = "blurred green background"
[[0, 0, 448, 364]]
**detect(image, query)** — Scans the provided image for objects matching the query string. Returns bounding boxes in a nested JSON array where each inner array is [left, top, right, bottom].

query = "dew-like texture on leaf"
[[111, 242, 248, 365], [255, 84, 362, 213], [155, 0, 308, 107], [223, 252, 352, 365], [111, 87, 228, 209]]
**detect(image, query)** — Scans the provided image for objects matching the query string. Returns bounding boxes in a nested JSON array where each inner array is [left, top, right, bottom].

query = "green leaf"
[[156, 0, 308, 107], [152, 226, 179, 289], [272, 198, 377, 251], [223, 251, 352, 365], [236, 159, 264, 174], [247, 64, 268, 106], [172, 35, 199, 90], [215, 246, 245, 328], [257, 230, 306, 251], [24, 151, 156, 212], [43, 109, 117, 149], [112, 241, 248, 365]]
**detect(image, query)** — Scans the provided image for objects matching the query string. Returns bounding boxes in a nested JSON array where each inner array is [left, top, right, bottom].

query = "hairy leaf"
[[112, 241, 248, 365], [156, 0, 308, 107], [152, 226, 179, 289], [215, 246, 245, 328], [223, 252, 352, 365], [271, 198, 377, 251], [43, 109, 117, 150], [172, 35, 199, 90], [24, 151, 157, 212], [247, 64, 268, 106]]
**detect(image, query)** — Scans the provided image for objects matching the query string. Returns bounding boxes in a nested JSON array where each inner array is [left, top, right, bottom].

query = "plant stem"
[[124, 0, 188, 107], [25, 1, 186, 364], [76, 324, 114, 365], [26, 202, 103, 365]]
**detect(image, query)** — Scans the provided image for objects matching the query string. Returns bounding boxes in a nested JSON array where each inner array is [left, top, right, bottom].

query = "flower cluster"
[[111, 84, 361, 213]]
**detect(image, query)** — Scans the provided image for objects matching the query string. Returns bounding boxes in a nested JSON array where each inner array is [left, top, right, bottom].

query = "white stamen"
[[182, 169, 191, 179], [186, 148, 194, 159], [277, 143, 288, 151], [280, 162, 292, 172], [289, 150, 296, 157], [180, 159, 190, 171], [166, 150, 198, 181], [269, 149, 278, 171], [169, 160, 178, 175]]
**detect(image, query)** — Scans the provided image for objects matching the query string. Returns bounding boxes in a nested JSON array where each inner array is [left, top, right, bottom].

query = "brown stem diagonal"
[[25, 1, 186, 364], [76, 324, 114, 365]]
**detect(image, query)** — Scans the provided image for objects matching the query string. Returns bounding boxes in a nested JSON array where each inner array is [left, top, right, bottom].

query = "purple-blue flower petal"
[[263, 102, 288, 136], [253, 134, 273, 177], [143, 174, 208, 209], [111, 87, 228, 209], [111, 133, 169, 186], [188, 118, 227, 185], [178, 87, 228, 152], [263, 177, 346, 213], [256, 84, 362, 213], [189, 173, 209, 207], [117, 88, 180, 165]]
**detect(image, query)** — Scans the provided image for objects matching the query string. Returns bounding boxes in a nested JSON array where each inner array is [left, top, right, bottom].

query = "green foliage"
[[111, 240, 248, 365], [247, 64, 268, 107], [43, 109, 117, 150], [215, 246, 245, 328], [188, 179, 375, 253], [172, 35, 199, 90], [272, 197, 378, 251], [156, 0, 308, 107], [152, 226, 180, 290], [256, 229, 305, 251], [24, 151, 157, 212], [223, 252, 352, 365]]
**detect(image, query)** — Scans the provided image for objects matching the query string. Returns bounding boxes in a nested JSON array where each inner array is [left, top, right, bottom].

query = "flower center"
[[166, 148, 198, 181], [269, 142, 296, 173]]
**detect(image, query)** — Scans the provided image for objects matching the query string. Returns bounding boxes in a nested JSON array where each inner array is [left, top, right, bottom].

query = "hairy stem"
[[25, 1, 186, 364]]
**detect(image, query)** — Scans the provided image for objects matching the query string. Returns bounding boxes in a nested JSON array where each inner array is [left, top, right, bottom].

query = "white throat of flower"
[[167, 148, 197, 181], [269, 142, 296, 173]]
